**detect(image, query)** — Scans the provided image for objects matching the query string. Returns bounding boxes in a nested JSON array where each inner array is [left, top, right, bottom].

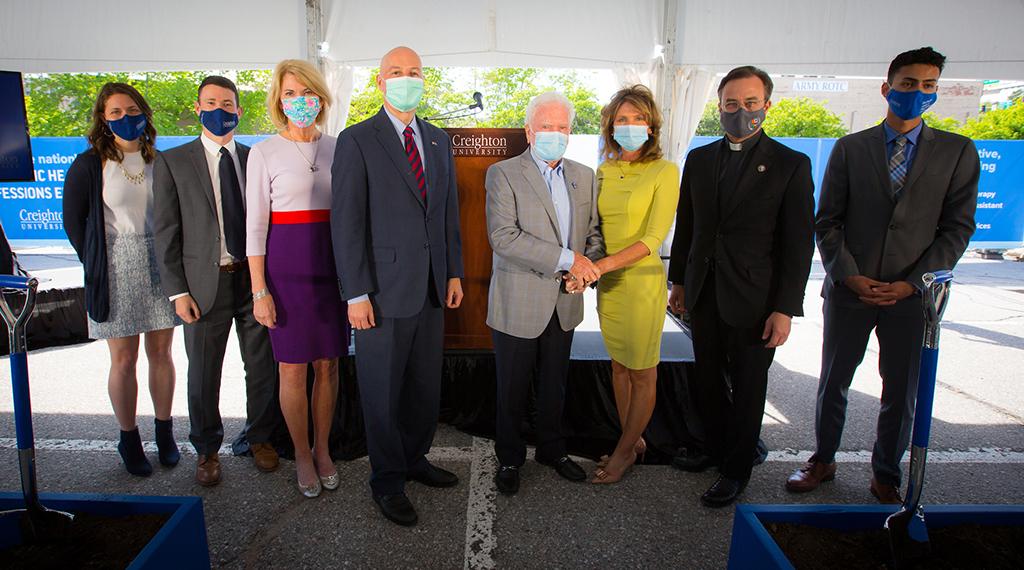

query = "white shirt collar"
[[200, 132, 237, 156], [383, 105, 420, 139]]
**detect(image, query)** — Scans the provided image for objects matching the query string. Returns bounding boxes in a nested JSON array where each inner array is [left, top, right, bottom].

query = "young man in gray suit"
[[786, 47, 979, 503], [153, 76, 280, 487], [332, 47, 464, 527], [485, 91, 604, 495]]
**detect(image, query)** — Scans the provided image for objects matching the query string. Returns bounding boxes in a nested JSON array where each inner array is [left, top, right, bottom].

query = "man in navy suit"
[[331, 46, 464, 526]]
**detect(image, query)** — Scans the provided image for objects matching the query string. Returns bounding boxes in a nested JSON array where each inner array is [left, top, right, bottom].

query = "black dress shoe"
[[494, 466, 520, 495], [373, 493, 418, 526], [672, 449, 717, 473], [700, 476, 748, 508], [537, 456, 586, 482], [407, 464, 459, 488]]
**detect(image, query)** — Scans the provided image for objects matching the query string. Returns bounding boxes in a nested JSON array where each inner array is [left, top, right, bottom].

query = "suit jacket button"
[[889, 224, 898, 230], [424, 243, 430, 249], [704, 256, 710, 263]]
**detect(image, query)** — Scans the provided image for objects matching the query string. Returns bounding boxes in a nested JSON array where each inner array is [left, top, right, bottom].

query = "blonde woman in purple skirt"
[[246, 60, 348, 498]]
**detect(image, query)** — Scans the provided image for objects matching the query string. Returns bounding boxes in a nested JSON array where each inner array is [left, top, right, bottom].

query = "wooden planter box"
[[0, 492, 209, 569]]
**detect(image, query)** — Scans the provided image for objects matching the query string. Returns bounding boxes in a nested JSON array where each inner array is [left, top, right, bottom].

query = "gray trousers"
[[184, 269, 279, 456], [814, 286, 924, 486]]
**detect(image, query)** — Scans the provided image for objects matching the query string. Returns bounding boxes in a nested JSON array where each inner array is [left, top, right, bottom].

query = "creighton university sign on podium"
[[443, 128, 528, 350]]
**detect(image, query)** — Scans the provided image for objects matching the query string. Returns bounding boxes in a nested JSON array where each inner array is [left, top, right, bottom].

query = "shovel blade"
[[886, 505, 930, 568]]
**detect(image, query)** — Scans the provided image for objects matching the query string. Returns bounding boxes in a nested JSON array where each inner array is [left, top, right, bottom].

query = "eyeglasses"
[[722, 99, 765, 113]]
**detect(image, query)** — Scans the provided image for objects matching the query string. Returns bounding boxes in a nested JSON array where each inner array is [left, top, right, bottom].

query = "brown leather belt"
[[219, 261, 247, 273]]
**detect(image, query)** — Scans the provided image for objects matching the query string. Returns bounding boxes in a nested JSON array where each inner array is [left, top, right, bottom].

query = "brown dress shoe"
[[870, 477, 902, 504], [251, 443, 279, 473], [196, 454, 222, 487], [786, 460, 837, 493]]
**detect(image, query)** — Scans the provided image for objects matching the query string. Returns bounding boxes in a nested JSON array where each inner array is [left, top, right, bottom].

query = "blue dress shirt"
[[883, 120, 923, 177], [530, 148, 575, 272]]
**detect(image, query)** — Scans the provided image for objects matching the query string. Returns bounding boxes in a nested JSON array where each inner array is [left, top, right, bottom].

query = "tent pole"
[[657, 0, 679, 113], [305, 0, 324, 73]]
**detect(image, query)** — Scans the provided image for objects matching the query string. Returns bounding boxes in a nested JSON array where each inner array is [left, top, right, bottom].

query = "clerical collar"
[[725, 129, 763, 152]]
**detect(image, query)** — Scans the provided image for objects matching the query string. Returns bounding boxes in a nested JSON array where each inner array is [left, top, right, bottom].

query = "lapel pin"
[[757, 164, 766, 173], [571, 181, 577, 189], [431, 140, 438, 146]]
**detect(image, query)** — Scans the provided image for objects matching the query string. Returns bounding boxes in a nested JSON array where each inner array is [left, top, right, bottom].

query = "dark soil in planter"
[[0, 512, 170, 569], [766, 522, 1024, 569]]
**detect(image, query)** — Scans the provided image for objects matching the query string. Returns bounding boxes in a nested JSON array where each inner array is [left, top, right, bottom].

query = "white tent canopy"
[[3, 0, 1023, 161]]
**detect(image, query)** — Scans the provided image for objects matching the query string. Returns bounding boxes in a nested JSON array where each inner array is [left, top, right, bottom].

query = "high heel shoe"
[[314, 456, 340, 491], [154, 418, 180, 467], [591, 451, 637, 484], [117, 427, 153, 477], [298, 477, 322, 498], [634, 437, 647, 464]]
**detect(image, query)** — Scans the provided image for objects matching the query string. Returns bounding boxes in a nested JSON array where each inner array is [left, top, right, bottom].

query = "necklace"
[[118, 162, 145, 184], [290, 136, 320, 173]]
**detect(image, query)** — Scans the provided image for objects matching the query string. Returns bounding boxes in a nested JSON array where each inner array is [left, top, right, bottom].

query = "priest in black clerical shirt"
[[667, 66, 815, 508]]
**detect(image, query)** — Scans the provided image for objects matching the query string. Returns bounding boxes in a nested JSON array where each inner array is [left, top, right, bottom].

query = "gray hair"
[[525, 91, 576, 127]]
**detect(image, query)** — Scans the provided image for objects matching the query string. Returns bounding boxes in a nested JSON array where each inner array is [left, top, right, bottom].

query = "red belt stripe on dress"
[[270, 209, 331, 224]]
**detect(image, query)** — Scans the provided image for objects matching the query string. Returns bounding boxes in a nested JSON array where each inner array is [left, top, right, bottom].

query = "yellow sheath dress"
[[596, 158, 680, 370]]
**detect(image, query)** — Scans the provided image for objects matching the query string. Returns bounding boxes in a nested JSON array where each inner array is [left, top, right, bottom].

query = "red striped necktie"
[[403, 126, 426, 203]]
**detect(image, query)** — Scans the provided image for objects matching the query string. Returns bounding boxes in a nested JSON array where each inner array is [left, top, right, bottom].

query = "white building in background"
[[769, 76, 983, 133]]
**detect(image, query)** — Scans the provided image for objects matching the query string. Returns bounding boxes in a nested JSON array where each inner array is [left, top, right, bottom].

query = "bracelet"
[[252, 288, 270, 301]]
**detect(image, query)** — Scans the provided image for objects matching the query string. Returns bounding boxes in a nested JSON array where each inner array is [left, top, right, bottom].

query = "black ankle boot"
[[154, 418, 180, 467], [118, 427, 153, 476]]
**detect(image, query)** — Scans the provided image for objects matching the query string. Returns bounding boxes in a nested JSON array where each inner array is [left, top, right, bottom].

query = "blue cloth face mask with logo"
[[385, 77, 425, 112], [107, 113, 147, 141], [886, 87, 937, 120], [613, 124, 650, 152], [199, 108, 239, 136], [532, 131, 569, 162]]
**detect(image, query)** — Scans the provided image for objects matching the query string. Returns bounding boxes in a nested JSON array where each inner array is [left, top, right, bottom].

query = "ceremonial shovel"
[[0, 275, 74, 541], [885, 270, 953, 567]]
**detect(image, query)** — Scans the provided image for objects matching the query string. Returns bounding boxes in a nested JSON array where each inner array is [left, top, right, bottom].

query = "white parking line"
[[463, 437, 497, 570], [4, 438, 1023, 465]]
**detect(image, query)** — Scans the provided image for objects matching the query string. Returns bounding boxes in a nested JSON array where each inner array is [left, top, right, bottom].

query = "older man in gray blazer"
[[153, 76, 280, 487], [486, 91, 604, 495], [785, 47, 979, 503]]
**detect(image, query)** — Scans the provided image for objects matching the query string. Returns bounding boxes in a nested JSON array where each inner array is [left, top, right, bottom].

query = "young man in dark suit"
[[668, 66, 815, 507], [153, 76, 280, 487], [331, 46, 464, 526], [786, 47, 979, 503]]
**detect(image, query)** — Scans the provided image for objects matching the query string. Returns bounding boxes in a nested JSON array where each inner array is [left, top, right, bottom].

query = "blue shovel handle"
[[0, 275, 40, 451], [912, 348, 939, 448]]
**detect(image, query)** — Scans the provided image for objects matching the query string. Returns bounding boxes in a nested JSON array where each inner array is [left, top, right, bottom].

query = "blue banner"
[[1, 135, 267, 242], [687, 136, 1023, 248], [3, 134, 1023, 248]]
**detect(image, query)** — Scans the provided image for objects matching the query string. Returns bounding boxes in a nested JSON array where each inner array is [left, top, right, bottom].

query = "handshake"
[[564, 251, 602, 294]]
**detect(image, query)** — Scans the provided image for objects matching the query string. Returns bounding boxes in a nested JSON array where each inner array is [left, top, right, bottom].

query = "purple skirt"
[[265, 216, 349, 363]]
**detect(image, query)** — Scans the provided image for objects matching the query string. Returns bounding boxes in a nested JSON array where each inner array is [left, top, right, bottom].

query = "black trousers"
[[184, 268, 279, 456], [492, 313, 574, 467], [815, 287, 924, 486], [690, 272, 776, 481], [354, 287, 443, 496]]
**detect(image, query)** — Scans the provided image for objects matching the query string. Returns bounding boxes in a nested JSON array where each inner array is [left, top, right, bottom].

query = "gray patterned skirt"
[[88, 233, 180, 340]]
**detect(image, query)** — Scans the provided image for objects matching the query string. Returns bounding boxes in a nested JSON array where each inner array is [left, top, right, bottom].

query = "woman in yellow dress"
[[589, 85, 680, 483]]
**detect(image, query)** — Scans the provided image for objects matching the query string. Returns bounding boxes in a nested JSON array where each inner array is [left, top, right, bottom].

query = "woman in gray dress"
[[64, 83, 180, 477]]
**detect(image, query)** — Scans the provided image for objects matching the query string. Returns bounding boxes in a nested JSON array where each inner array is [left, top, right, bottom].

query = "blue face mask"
[[886, 87, 937, 120], [533, 131, 568, 162], [613, 124, 649, 152], [107, 113, 147, 141], [199, 108, 239, 136]]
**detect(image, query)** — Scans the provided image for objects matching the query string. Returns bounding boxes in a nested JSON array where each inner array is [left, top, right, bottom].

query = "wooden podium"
[[443, 128, 528, 350]]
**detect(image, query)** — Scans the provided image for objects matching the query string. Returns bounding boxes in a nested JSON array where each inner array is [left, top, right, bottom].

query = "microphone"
[[425, 92, 484, 122]]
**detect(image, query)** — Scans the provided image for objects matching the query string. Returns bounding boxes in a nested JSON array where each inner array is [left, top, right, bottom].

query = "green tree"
[[921, 111, 962, 133], [762, 97, 848, 138], [346, 67, 603, 134], [958, 100, 1024, 140], [695, 100, 723, 136], [24, 70, 275, 137]]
